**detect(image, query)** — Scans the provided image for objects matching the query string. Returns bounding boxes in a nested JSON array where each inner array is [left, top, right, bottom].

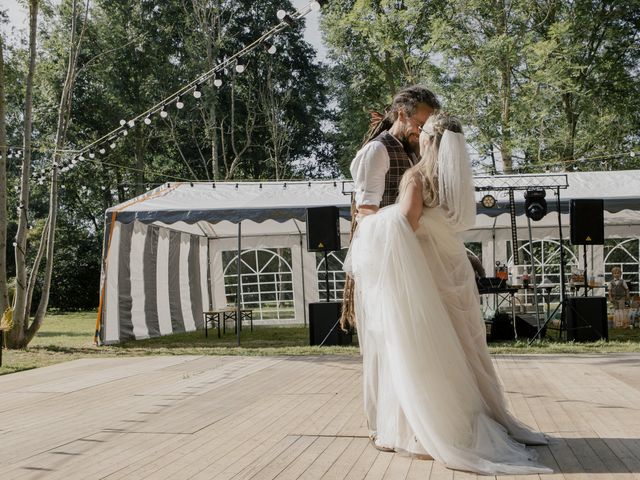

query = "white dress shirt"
[[349, 140, 390, 207]]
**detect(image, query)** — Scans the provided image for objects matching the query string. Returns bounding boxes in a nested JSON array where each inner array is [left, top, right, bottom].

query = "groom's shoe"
[[413, 453, 434, 461], [369, 435, 395, 453]]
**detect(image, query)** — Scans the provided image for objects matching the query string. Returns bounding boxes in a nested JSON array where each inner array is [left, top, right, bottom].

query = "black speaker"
[[306, 206, 341, 252], [566, 296, 608, 342], [309, 302, 352, 346], [570, 199, 604, 245], [488, 313, 542, 341]]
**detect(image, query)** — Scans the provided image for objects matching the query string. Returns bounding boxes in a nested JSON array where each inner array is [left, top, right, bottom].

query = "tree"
[[321, 0, 439, 172], [7, 0, 90, 348], [0, 14, 9, 317], [321, 0, 640, 174]]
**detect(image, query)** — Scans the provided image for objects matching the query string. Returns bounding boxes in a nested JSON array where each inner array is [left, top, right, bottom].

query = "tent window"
[[507, 239, 579, 303], [222, 248, 295, 322], [316, 248, 349, 301]]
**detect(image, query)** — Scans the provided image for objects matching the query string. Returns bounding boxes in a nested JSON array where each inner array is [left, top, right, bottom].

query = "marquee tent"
[[97, 171, 640, 344]]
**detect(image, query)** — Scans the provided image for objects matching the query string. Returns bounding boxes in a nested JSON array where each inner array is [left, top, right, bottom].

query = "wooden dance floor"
[[1, 353, 640, 479]]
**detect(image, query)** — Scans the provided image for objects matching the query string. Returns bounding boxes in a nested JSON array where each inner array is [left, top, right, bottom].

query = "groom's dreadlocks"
[[361, 85, 441, 148], [340, 85, 440, 332]]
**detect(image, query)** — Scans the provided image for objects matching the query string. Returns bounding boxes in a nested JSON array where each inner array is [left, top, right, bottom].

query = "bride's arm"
[[399, 174, 423, 231]]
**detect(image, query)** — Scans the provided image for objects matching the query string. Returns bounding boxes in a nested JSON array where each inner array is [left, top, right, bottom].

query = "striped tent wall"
[[101, 221, 210, 344]]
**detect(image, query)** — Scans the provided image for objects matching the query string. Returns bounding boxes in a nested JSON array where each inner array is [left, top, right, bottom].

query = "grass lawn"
[[2, 311, 640, 376]]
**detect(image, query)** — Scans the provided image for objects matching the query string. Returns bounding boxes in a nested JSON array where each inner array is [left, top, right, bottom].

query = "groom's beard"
[[398, 136, 420, 159]]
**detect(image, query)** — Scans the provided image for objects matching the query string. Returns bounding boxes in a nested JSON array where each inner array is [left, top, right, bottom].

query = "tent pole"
[[298, 228, 307, 327], [237, 221, 242, 347]]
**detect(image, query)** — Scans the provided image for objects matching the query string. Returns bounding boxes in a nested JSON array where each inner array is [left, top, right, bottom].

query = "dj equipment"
[[306, 206, 341, 252], [309, 302, 352, 346], [570, 199, 604, 245], [566, 296, 608, 342]]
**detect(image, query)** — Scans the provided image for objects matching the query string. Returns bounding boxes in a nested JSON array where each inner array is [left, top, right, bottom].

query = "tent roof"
[[106, 170, 640, 230], [107, 181, 352, 225]]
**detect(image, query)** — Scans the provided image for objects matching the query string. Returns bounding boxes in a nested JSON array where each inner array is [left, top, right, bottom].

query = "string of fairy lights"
[[0, 0, 637, 186], [1, 1, 326, 187]]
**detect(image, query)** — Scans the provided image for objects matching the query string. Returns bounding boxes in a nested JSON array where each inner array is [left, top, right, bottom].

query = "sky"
[[2, 1, 328, 61]]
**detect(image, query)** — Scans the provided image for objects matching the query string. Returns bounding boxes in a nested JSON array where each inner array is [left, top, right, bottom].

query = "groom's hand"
[[356, 205, 379, 223]]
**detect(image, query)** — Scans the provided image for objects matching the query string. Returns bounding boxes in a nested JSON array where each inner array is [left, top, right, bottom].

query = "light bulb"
[[122, 130, 128, 136], [99, 148, 106, 154], [119, 119, 126, 126], [128, 119, 135, 128], [268, 45, 277, 54], [110, 142, 116, 149], [160, 107, 168, 118], [277, 9, 287, 20], [214, 77, 222, 88], [175, 96, 184, 109], [235, 64, 245, 73], [144, 116, 152, 125], [310, 1, 321, 11], [89, 152, 95, 159], [193, 85, 202, 98]]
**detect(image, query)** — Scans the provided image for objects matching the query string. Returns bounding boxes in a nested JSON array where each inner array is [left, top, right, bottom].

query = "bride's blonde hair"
[[399, 112, 463, 207]]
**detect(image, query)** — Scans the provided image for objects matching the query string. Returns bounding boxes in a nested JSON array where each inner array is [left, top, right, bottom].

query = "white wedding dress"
[[347, 203, 552, 475]]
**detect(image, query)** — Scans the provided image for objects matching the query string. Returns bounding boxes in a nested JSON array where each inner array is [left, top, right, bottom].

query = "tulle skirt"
[[346, 205, 552, 475]]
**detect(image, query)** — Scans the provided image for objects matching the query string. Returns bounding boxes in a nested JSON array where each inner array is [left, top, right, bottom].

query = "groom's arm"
[[349, 141, 389, 218]]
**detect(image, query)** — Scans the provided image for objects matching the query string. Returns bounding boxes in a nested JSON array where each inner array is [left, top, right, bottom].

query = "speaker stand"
[[529, 187, 568, 344], [583, 244, 589, 298], [323, 250, 330, 302]]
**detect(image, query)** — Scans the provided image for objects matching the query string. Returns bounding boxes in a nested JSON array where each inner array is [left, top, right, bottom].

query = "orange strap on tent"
[[94, 183, 182, 344]]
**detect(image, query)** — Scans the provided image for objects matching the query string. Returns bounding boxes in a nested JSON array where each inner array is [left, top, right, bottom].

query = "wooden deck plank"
[[1, 354, 640, 479]]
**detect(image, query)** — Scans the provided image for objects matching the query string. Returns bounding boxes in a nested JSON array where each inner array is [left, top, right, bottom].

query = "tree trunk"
[[134, 124, 145, 195], [0, 34, 9, 314], [8, 0, 39, 348], [562, 92, 577, 165], [498, 0, 513, 174], [8, 0, 89, 347]]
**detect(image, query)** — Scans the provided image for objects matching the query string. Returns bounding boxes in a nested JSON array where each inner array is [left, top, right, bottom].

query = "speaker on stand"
[[306, 207, 350, 346], [567, 199, 607, 341]]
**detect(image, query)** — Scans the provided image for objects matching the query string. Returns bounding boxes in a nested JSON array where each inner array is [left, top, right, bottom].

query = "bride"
[[345, 112, 552, 475]]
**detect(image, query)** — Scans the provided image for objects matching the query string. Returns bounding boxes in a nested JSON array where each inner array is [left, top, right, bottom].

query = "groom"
[[345, 85, 440, 451], [350, 85, 440, 216]]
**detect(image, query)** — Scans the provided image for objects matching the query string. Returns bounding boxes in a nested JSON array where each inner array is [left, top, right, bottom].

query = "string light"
[[30, 2, 353, 181], [282, 14, 296, 26], [99, 148, 106, 154], [262, 40, 277, 55]]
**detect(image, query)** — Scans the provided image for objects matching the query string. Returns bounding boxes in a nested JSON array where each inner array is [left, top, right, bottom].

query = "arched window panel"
[[223, 248, 295, 321], [507, 239, 579, 301], [316, 248, 349, 302]]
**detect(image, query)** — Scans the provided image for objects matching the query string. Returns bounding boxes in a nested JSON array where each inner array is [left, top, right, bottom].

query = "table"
[[203, 308, 253, 338]]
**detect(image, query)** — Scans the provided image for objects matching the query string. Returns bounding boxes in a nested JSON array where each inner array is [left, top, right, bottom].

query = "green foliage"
[[2, 0, 334, 311], [322, 0, 640, 174]]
